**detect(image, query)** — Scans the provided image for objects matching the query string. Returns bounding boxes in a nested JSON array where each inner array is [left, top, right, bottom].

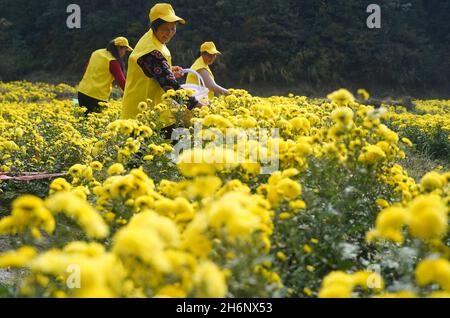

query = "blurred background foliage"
[[0, 0, 449, 97]]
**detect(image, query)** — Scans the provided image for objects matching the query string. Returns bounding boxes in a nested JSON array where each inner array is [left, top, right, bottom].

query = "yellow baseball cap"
[[149, 3, 186, 24], [114, 37, 133, 52], [200, 42, 221, 55]]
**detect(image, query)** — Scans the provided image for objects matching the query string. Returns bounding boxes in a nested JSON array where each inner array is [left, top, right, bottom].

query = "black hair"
[[151, 18, 166, 33], [198, 51, 214, 58], [106, 40, 125, 72]]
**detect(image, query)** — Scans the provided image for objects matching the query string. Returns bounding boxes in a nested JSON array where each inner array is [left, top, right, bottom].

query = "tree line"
[[1, 0, 449, 97]]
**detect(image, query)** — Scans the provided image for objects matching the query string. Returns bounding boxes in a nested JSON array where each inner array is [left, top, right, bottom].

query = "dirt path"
[[0, 237, 14, 286], [0, 269, 15, 286]]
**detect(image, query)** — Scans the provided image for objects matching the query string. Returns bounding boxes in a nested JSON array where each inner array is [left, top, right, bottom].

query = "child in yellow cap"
[[186, 41, 230, 99]]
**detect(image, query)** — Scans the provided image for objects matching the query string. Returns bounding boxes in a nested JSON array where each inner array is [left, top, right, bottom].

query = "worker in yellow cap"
[[122, 3, 202, 138], [78, 37, 133, 115], [186, 42, 230, 99]]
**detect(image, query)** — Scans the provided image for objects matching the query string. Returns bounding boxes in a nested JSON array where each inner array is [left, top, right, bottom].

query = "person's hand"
[[172, 66, 184, 79], [223, 89, 231, 96]]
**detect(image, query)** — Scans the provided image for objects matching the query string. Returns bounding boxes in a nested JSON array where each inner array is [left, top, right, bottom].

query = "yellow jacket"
[[186, 57, 215, 100], [121, 30, 174, 127], [78, 49, 116, 101]]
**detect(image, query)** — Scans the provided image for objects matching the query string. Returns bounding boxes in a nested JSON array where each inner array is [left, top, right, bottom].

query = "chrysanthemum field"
[[0, 81, 449, 298]]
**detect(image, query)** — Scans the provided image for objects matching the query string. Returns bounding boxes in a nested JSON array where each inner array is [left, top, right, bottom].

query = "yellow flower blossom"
[[415, 258, 450, 291], [358, 145, 386, 165], [45, 192, 109, 239], [420, 171, 445, 192], [0, 247, 37, 268], [107, 163, 125, 175], [327, 89, 355, 106], [193, 261, 228, 298], [408, 194, 447, 241]]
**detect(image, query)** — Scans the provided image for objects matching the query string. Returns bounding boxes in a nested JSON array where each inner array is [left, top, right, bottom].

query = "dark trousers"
[[77, 91, 105, 115], [160, 124, 177, 141]]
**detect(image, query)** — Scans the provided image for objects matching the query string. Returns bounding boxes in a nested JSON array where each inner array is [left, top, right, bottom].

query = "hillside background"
[[1, 0, 449, 97]]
